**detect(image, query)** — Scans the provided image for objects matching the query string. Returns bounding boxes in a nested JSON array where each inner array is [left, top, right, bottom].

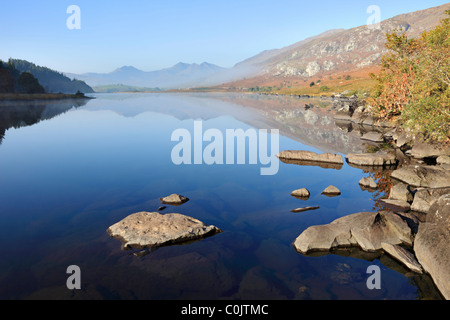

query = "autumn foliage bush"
[[370, 10, 450, 142]]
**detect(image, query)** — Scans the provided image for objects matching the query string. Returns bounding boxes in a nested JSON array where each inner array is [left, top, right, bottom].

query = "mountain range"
[[65, 62, 225, 90], [65, 3, 450, 91]]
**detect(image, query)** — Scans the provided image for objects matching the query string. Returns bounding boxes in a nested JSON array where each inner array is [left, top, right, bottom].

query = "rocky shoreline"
[[287, 95, 450, 299]]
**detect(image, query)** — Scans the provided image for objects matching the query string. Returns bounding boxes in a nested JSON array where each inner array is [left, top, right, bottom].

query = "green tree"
[[17, 72, 46, 94], [370, 10, 450, 142]]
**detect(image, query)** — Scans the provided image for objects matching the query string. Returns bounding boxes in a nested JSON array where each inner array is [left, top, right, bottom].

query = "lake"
[[0, 93, 441, 300]]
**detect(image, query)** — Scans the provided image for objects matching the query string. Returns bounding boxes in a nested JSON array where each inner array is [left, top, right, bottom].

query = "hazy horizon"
[[1, 0, 449, 74]]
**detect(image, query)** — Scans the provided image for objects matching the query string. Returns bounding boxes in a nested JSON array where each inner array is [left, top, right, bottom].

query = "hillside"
[[219, 3, 450, 92], [9, 59, 94, 94]]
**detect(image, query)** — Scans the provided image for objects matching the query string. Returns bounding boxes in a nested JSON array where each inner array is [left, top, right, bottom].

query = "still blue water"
[[0, 93, 436, 299]]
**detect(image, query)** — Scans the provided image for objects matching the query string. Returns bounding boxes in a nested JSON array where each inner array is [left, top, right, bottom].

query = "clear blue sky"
[[1, 0, 448, 74]]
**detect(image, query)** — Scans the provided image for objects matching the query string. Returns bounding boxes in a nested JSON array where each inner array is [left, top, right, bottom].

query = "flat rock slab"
[[291, 206, 320, 213], [391, 165, 450, 188], [346, 153, 397, 167], [361, 132, 384, 143], [381, 242, 423, 274], [107, 212, 222, 250], [277, 150, 344, 165], [294, 211, 413, 254]]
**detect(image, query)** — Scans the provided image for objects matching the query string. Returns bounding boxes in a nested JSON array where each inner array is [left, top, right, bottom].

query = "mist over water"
[[0, 93, 440, 300]]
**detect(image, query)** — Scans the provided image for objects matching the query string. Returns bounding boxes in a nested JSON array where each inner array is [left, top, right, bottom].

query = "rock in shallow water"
[[107, 212, 222, 250], [294, 211, 413, 254], [321, 185, 341, 196], [291, 188, 310, 200], [160, 194, 190, 205], [277, 150, 344, 165], [346, 152, 397, 167]]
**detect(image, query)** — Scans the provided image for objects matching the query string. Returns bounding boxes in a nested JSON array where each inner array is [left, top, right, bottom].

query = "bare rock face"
[[294, 211, 413, 254], [414, 195, 450, 299], [107, 212, 222, 250], [277, 150, 344, 164]]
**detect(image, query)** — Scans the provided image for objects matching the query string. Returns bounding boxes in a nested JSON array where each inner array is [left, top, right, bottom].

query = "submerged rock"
[[414, 195, 450, 299], [291, 206, 320, 213], [107, 211, 222, 250], [294, 211, 412, 254]]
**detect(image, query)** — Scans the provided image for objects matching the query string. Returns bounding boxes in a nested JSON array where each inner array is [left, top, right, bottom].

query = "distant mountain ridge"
[[66, 62, 225, 90], [65, 3, 450, 90], [220, 3, 450, 86]]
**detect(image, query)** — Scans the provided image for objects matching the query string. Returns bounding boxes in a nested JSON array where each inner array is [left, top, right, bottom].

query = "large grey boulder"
[[277, 150, 344, 165], [411, 187, 450, 213], [391, 165, 450, 188], [294, 211, 412, 254], [346, 152, 397, 167], [107, 212, 222, 250], [414, 195, 450, 299], [389, 183, 413, 203], [410, 143, 448, 160]]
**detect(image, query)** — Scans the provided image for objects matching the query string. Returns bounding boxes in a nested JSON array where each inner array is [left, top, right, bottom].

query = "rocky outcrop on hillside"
[[223, 3, 450, 85]]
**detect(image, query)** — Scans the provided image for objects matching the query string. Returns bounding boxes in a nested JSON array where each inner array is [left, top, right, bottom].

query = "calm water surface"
[[0, 93, 439, 299]]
